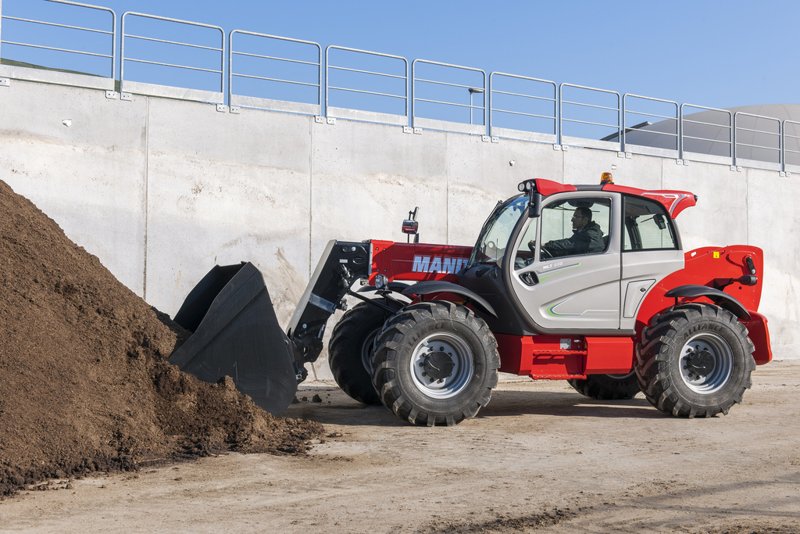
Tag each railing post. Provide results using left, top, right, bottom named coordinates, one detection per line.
left=0, top=0, right=4, bottom=61
left=557, top=83, right=563, bottom=147
left=678, top=104, right=684, bottom=161
left=488, top=72, right=493, bottom=138
left=619, top=93, right=625, bottom=153
left=219, top=27, right=225, bottom=98
left=482, top=73, right=488, bottom=135
left=227, top=30, right=233, bottom=107
left=324, top=45, right=330, bottom=117
left=410, top=59, right=416, bottom=129
left=404, top=56, right=409, bottom=127
left=732, top=111, right=737, bottom=168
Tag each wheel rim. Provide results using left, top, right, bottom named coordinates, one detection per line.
left=360, top=328, right=379, bottom=377
left=679, top=333, right=733, bottom=394
left=409, top=332, right=474, bottom=399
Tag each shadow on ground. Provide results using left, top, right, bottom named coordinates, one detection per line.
left=287, top=386, right=668, bottom=426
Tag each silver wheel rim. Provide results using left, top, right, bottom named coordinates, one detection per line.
left=410, top=332, right=474, bottom=399
left=679, top=333, right=733, bottom=394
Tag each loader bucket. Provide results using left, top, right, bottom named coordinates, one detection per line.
left=169, top=262, right=298, bottom=415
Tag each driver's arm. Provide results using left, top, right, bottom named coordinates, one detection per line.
left=542, top=237, right=572, bottom=256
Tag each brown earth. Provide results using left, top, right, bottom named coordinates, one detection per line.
left=0, top=180, right=322, bottom=497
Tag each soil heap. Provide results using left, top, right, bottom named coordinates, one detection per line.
left=0, top=180, right=322, bottom=496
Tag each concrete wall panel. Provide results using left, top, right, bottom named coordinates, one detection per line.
left=310, top=120, right=449, bottom=261
left=746, top=168, right=800, bottom=358
left=0, top=80, right=147, bottom=293
left=144, top=101, right=312, bottom=321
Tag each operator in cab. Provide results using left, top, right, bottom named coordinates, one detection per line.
left=542, top=206, right=604, bottom=258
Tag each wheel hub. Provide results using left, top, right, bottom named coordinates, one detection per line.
left=419, top=350, right=455, bottom=382
left=684, top=347, right=715, bottom=376
left=679, top=333, right=733, bottom=394
left=409, top=332, right=474, bottom=399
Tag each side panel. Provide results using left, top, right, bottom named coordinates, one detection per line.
left=496, top=334, right=634, bottom=378
left=584, top=337, right=635, bottom=374
left=636, top=246, right=766, bottom=330
left=635, top=246, right=772, bottom=365
left=620, top=250, right=684, bottom=330
left=370, top=240, right=473, bottom=284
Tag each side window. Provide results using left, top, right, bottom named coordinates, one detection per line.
left=623, top=196, right=677, bottom=251
left=539, top=198, right=611, bottom=259
left=513, top=219, right=539, bottom=270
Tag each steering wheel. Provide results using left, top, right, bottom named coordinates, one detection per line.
left=540, top=247, right=553, bottom=260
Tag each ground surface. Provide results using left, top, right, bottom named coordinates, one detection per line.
left=1, top=361, right=798, bottom=533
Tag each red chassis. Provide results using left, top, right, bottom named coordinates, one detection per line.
left=368, top=240, right=772, bottom=381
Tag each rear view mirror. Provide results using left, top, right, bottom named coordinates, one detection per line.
left=654, top=214, right=666, bottom=230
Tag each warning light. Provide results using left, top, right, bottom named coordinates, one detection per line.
left=600, top=172, right=614, bottom=184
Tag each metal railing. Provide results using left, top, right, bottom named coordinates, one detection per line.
left=489, top=72, right=557, bottom=139
left=412, top=59, right=486, bottom=131
left=734, top=112, right=781, bottom=166
left=229, top=30, right=321, bottom=114
left=0, top=0, right=797, bottom=174
left=559, top=83, right=621, bottom=148
left=0, top=0, right=115, bottom=78
left=622, top=94, right=679, bottom=152
left=784, top=120, right=800, bottom=168
left=680, top=104, right=733, bottom=160
left=326, top=45, right=408, bottom=123
left=121, top=12, right=224, bottom=102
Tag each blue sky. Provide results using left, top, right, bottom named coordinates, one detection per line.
left=2, top=0, right=798, bottom=112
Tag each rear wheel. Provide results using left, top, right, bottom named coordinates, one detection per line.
left=372, top=301, right=499, bottom=426
left=329, top=302, right=396, bottom=405
left=636, top=303, right=755, bottom=418
left=568, top=372, right=639, bottom=400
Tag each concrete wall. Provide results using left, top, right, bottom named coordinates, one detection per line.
left=1, top=79, right=796, bottom=377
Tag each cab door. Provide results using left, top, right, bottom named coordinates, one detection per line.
left=618, top=195, right=684, bottom=330
left=508, top=192, right=622, bottom=332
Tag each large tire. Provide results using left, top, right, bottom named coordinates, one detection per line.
left=329, top=301, right=396, bottom=405
left=636, top=303, right=755, bottom=418
left=372, top=301, right=499, bottom=426
left=568, top=372, right=639, bottom=400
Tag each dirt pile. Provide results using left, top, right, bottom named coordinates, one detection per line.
left=0, top=180, right=322, bottom=496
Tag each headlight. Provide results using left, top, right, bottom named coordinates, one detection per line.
left=375, top=274, right=388, bottom=289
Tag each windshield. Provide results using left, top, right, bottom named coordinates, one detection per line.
left=469, top=195, right=527, bottom=267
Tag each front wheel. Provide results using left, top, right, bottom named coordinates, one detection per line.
left=372, top=302, right=499, bottom=426
left=329, top=301, right=397, bottom=405
left=636, top=303, right=755, bottom=418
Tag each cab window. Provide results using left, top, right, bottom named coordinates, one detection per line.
left=623, top=196, right=678, bottom=251
left=538, top=198, right=611, bottom=259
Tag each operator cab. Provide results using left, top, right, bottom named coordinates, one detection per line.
left=459, top=177, right=684, bottom=336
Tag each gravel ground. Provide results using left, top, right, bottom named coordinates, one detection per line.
left=1, top=361, right=798, bottom=533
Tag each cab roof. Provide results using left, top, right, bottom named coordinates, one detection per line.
left=531, top=178, right=697, bottom=219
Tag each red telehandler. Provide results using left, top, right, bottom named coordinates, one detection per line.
left=170, top=175, right=772, bottom=425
